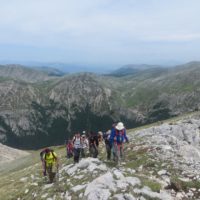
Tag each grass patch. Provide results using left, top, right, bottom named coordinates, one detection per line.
left=141, top=178, right=162, bottom=192
left=125, top=146, right=151, bottom=170
left=104, top=161, right=119, bottom=168
left=125, top=154, right=149, bottom=169
left=170, top=176, right=200, bottom=192
left=133, top=174, right=162, bottom=193
left=142, top=195, right=160, bottom=200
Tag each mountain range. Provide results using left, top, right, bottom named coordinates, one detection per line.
left=0, top=62, right=200, bottom=149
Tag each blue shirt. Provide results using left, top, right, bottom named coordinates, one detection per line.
left=109, top=127, right=128, bottom=145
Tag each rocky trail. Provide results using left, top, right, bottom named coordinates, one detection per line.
left=1, top=114, right=200, bottom=199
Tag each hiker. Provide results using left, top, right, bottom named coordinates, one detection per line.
left=109, top=122, right=129, bottom=162
left=103, top=130, right=112, bottom=160
left=66, top=140, right=74, bottom=159
left=42, top=148, right=59, bottom=183
left=81, top=134, right=89, bottom=158
left=73, top=132, right=82, bottom=163
left=98, top=131, right=103, bottom=142
left=88, top=131, right=99, bottom=158
left=98, top=131, right=105, bottom=158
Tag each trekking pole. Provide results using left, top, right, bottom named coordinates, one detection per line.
left=56, top=163, right=59, bottom=182
left=56, top=169, right=59, bottom=182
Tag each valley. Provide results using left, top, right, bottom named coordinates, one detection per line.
left=1, top=62, right=200, bottom=148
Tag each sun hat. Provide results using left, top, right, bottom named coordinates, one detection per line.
left=98, top=131, right=103, bottom=135
left=115, top=122, right=125, bottom=131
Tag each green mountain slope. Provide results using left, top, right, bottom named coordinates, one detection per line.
left=107, top=62, right=200, bottom=122
left=1, top=62, right=200, bottom=148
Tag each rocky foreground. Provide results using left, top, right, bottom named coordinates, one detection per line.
left=1, top=115, right=200, bottom=199
left=131, top=116, right=200, bottom=200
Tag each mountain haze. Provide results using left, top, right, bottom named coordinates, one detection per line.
left=109, top=64, right=164, bottom=77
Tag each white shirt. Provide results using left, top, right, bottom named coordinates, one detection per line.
left=82, top=138, right=88, bottom=149
left=73, top=136, right=82, bottom=149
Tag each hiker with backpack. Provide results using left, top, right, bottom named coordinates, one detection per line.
left=66, top=140, right=74, bottom=159
left=81, top=134, right=89, bottom=158
left=103, top=130, right=112, bottom=160
left=73, top=132, right=82, bottom=163
left=109, top=122, right=129, bottom=163
left=88, top=131, right=99, bottom=158
left=41, top=148, right=59, bottom=183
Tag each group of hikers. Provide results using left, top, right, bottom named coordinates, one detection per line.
left=40, top=122, right=129, bottom=183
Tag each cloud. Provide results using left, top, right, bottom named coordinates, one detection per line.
left=0, top=0, right=200, bottom=64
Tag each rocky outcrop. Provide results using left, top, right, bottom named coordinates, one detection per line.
left=133, top=117, right=200, bottom=170
left=130, top=114, right=200, bottom=199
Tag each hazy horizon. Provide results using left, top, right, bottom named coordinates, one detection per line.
left=1, top=59, right=198, bottom=74
left=0, top=0, right=200, bottom=67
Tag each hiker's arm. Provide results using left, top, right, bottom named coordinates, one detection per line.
left=81, top=138, right=84, bottom=146
left=124, top=129, right=129, bottom=142
left=72, top=136, right=75, bottom=144
left=109, top=129, right=115, bottom=144
left=53, top=152, right=59, bottom=168
left=96, top=137, right=99, bottom=146
left=86, top=139, right=89, bottom=147
left=40, top=151, right=44, bottom=161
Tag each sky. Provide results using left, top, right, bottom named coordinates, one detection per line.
left=0, top=0, right=200, bottom=68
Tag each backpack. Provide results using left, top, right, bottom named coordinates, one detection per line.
left=115, top=129, right=125, bottom=144
left=67, top=143, right=73, bottom=151
left=89, top=135, right=99, bottom=146
left=44, top=150, right=57, bottom=161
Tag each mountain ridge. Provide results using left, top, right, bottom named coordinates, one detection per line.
left=0, top=64, right=64, bottom=83
left=0, top=62, right=200, bottom=148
